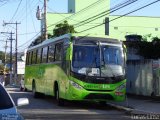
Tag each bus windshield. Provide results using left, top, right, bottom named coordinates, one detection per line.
left=72, top=44, right=125, bottom=77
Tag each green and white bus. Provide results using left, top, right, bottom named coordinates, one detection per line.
left=24, top=34, right=126, bottom=105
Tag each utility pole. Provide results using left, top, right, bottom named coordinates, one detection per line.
left=4, top=40, right=8, bottom=85
left=44, top=0, right=48, bottom=40
left=0, top=39, right=8, bottom=86
left=1, top=31, right=14, bottom=85
left=3, top=21, right=21, bottom=84
left=9, top=32, right=14, bottom=85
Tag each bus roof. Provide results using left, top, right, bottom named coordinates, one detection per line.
left=27, top=33, right=122, bottom=51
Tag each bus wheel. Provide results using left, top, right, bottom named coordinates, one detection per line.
left=32, top=82, right=40, bottom=98
left=55, top=87, right=64, bottom=106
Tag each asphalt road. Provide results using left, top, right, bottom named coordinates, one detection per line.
left=7, top=86, right=132, bottom=120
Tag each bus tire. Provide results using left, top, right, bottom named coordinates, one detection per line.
left=32, top=81, right=41, bottom=98
left=55, top=86, right=64, bottom=106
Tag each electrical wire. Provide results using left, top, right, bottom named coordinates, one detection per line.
left=47, top=0, right=106, bottom=28
left=79, top=0, right=160, bottom=33
left=17, top=0, right=137, bottom=51
left=74, top=0, right=138, bottom=28
left=9, top=0, right=22, bottom=22
left=17, top=0, right=105, bottom=49
left=29, top=0, right=37, bottom=32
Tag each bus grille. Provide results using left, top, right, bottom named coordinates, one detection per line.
left=84, top=93, right=113, bottom=100
left=71, top=71, right=125, bottom=84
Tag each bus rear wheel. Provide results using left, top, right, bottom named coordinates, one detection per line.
left=32, top=81, right=41, bottom=98
left=55, top=86, right=64, bottom=106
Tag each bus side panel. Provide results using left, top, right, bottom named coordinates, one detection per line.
left=24, top=65, right=41, bottom=91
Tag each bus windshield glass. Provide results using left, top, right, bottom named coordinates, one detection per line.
left=72, top=44, right=125, bottom=77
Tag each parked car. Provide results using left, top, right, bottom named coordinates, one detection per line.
left=0, top=83, right=29, bottom=120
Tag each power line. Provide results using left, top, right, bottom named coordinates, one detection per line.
left=0, top=0, right=7, bottom=7
left=47, top=0, right=106, bottom=28
left=29, top=0, right=37, bottom=32
left=74, top=0, right=138, bottom=28
left=20, top=0, right=40, bottom=22
left=79, top=0, right=160, bottom=33
left=9, top=0, right=22, bottom=22
left=18, top=31, right=41, bottom=48
left=17, top=0, right=137, bottom=49
left=16, top=0, right=111, bottom=49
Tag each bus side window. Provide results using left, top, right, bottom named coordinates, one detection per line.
left=29, top=52, right=32, bottom=65
left=26, top=52, right=29, bottom=65
left=48, top=44, right=55, bottom=63
left=37, top=48, right=42, bottom=64
left=31, top=51, right=34, bottom=64
left=55, top=43, right=63, bottom=61
left=32, top=50, right=37, bottom=64
left=42, top=47, right=48, bottom=63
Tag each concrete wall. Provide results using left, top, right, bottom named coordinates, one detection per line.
left=126, top=60, right=153, bottom=96
left=45, top=1, right=160, bottom=40
left=152, top=60, right=160, bottom=96
left=109, top=16, right=160, bottom=40
left=126, top=60, right=160, bottom=96
left=46, top=0, right=110, bottom=36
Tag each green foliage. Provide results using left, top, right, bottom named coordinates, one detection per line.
left=142, top=34, right=152, bottom=42
left=125, top=39, right=160, bottom=59
left=138, top=42, right=160, bottom=59
left=53, top=20, right=76, bottom=37
left=152, top=36, right=160, bottom=42
left=30, top=21, right=76, bottom=47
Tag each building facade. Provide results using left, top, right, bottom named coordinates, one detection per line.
left=41, top=0, right=160, bottom=41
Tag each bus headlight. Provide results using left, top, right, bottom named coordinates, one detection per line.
left=116, top=83, right=126, bottom=92
left=70, top=81, right=82, bottom=89
left=115, top=83, right=126, bottom=96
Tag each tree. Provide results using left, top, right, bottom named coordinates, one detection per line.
left=142, top=34, right=152, bottom=42
left=53, top=21, right=76, bottom=37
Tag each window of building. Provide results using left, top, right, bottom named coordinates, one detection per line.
left=55, top=43, right=63, bottom=61
left=155, top=28, right=158, bottom=31
left=48, top=44, right=55, bottom=63
left=42, top=46, right=48, bottom=63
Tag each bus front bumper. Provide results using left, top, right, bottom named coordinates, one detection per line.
left=67, top=81, right=126, bottom=102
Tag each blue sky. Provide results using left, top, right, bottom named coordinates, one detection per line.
left=0, top=0, right=160, bottom=52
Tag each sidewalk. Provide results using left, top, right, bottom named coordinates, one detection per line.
left=108, top=95, right=160, bottom=114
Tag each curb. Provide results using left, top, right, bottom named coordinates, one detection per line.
left=107, top=103, right=159, bottom=115
left=107, top=103, right=134, bottom=114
